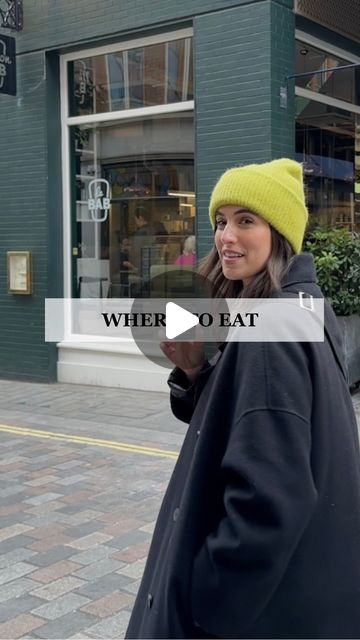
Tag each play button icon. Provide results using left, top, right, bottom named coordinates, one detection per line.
left=165, top=302, right=199, bottom=339
left=128, top=268, right=229, bottom=369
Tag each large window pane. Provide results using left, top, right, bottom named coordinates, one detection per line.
left=71, top=115, right=196, bottom=297
left=296, top=98, right=360, bottom=231
left=295, top=41, right=358, bottom=106
left=70, top=38, right=193, bottom=116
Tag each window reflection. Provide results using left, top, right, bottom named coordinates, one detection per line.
left=296, top=98, right=360, bottom=231
left=71, top=116, right=196, bottom=298
left=295, top=41, right=358, bottom=105
left=70, top=38, right=193, bottom=116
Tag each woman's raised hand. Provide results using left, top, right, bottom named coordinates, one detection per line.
left=160, top=335, right=206, bottom=384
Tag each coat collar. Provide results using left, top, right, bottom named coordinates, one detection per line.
left=216, top=253, right=317, bottom=355
left=281, top=253, right=317, bottom=290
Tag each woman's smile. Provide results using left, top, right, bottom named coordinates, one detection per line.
left=222, top=250, right=245, bottom=264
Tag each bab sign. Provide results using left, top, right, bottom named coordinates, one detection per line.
left=88, top=178, right=111, bottom=222
left=0, top=34, right=16, bottom=96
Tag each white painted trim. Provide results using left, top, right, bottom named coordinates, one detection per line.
left=66, top=101, right=194, bottom=126
left=60, top=55, right=72, bottom=312
left=57, top=339, right=142, bottom=355
left=296, top=30, right=360, bottom=65
left=61, top=28, right=193, bottom=63
left=295, top=86, right=360, bottom=115
left=59, top=29, right=195, bottom=367
left=57, top=344, right=170, bottom=392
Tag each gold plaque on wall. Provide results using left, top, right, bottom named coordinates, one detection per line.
left=7, top=251, right=32, bottom=295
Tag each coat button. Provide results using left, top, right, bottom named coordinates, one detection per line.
left=196, top=430, right=201, bottom=437
left=173, top=507, right=180, bottom=522
left=147, top=593, right=153, bottom=609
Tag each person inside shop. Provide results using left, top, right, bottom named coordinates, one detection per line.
left=125, top=158, right=360, bottom=639
left=174, top=234, right=197, bottom=266
left=118, top=237, right=137, bottom=296
left=130, top=206, right=154, bottom=273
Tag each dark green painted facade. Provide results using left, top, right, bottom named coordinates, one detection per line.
left=194, top=0, right=295, bottom=258
left=0, top=0, right=349, bottom=381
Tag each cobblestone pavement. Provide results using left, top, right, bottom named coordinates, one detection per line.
left=0, top=380, right=184, bottom=639
left=0, top=379, right=359, bottom=639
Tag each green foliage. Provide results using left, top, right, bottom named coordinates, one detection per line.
left=304, top=227, right=360, bottom=316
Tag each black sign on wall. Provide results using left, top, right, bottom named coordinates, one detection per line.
left=0, top=33, right=16, bottom=96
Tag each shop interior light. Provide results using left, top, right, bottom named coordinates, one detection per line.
left=168, top=191, right=195, bottom=198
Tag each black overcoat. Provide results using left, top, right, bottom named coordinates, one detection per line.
left=125, top=254, right=360, bottom=639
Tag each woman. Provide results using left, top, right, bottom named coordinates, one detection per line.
left=125, top=158, right=360, bottom=639
left=175, top=235, right=197, bottom=266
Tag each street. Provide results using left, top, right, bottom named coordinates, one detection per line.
left=0, top=380, right=359, bottom=639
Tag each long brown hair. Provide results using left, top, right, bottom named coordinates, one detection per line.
left=198, top=227, right=295, bottom=298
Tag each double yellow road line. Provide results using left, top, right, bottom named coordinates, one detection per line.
left=0, top=423, right=178, bottom=460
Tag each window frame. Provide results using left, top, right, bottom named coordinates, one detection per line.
left=60, top=28, right=194, bottom=345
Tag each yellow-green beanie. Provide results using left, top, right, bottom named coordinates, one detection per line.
left=209, top=158, right=308, bottom=254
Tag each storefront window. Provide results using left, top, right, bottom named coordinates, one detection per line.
left=296, top=41, right=359, bottom=106
left=71, top=114, right=195, bottom=297
left=295, top=98, right=360, bottom=231
left=295, top=41, right=360, bottom=231
left=70, top=38, right=193, bottom=117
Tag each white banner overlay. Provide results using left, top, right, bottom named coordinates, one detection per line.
left=45, top=297, right=324, bottom=344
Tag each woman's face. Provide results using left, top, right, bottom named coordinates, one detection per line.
left=214, top=205, right=272, bottom=284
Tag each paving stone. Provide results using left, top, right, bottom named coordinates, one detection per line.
left=76, top=572, right=134, bottom=600
left=80, top=590, right=134, bottom=618
left=32, top=592, right=91, bottom=620
left=111, top=541, right=150, bottom=564
left=66, top=532, right=113, bottom=551
left=27, top=533, right=74, bottom=552
left=0, top=485, right=27, bottom=498
left=139, top=521, right=156, bottom=534
left=25, top=523, right=66, bottom=541
left=23, top=500, right=66, bottom=515
left=85, top=609, right=131, bottom=639
left=64, top=510, right=105, bottom=526
left=29, top=560, right=82, bottom=584
left=117, top=558, right=147, bottom=580
left=0, top=453, right=24, bottom=462
left=121, top=578, right=142, bottom=596
left=24, top=513, right=70, bottom=527
left=0, top=595, right=45, bottom=624
left=74, top=558, right=124, bottom=581
left=0, top=504, right=24, bottom=517
left=0, top=547, right=37, bottom=569
left=0, top=613, right=45, bottom=639
left=55, top=474, right=86, bottom=486
left=24, top=493, right=64, bottom=506
left=0, top=561, right=38, bottom=586
left=55, top=461, right=83, bottom=470
left=24, top=476, right=60, bottom=487
left=63, top=521, right=101, bottom=538
left=96, top=510, right=126, bottom=525
left=106, top=529, right=150, bottom=550
left=30, top=576, right=87, bottom=601
left=0, top=524, right=33, bottom=543
left=28, top=545, right=77, bottom=567
left=32, top=611, right=94, bottom=639
left=61, top=491, right=94, bottom=505
left=70, top=545, right=115, bottom=566
left=102, top=518, right=144, bottom=537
